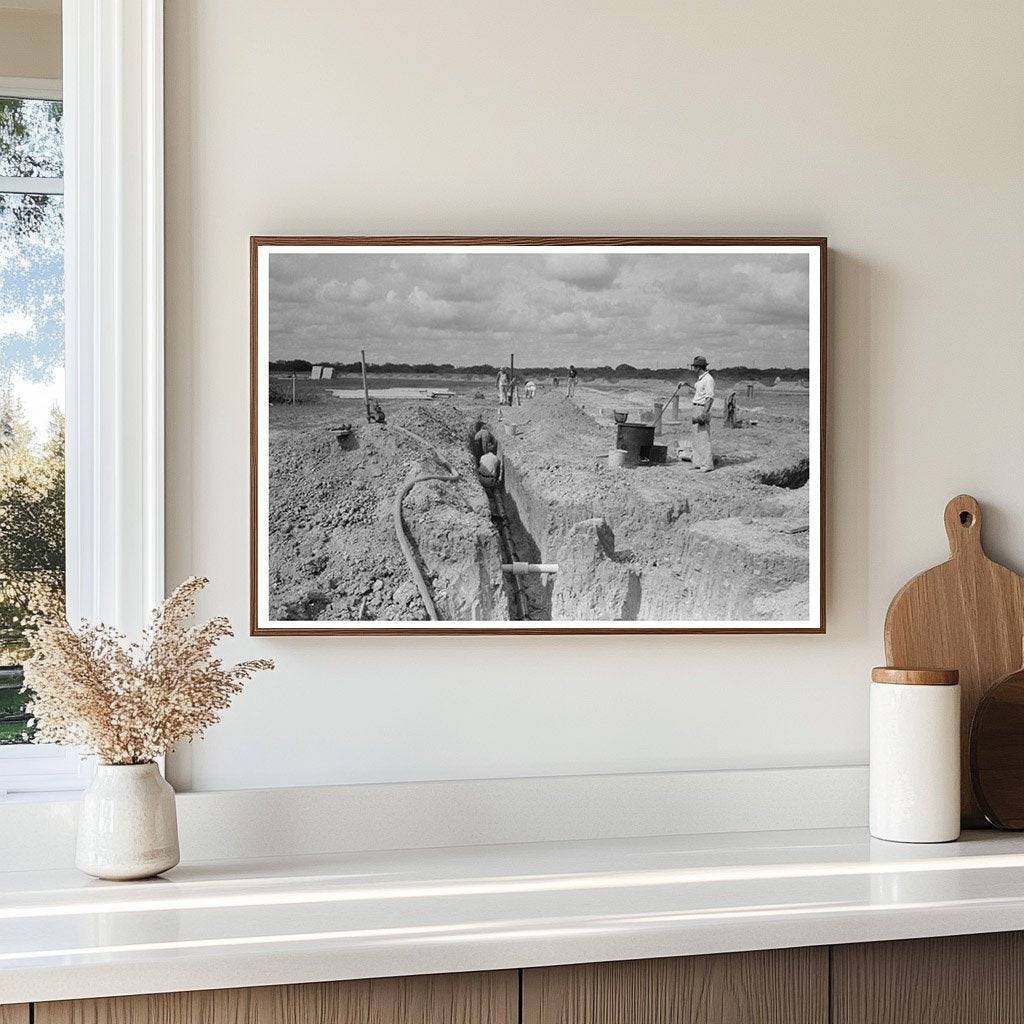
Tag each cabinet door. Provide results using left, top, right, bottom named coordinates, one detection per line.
left=35, top=971, right=517, bottom=1024
left=0, top=1006, right=29, bottom=1024
left=832, top=932, right=1024, bottom=1024
left=523, top=948, right=828, bottom=1024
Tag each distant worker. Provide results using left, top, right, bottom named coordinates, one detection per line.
left=725, top=391, right=737, bottom=428
left=369, top=400, right=386, bottom=424
left=508, top=372, right=521, bottom=407
left=567, top=364, right=578, bottom=398
left=682, top=355, right=715, bottom=472
left=478, top=449, right=502, bottom=488
left=524, top=379, right=536, bottom=399
left=497, top=367, right=510, bottom=405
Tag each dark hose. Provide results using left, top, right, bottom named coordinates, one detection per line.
left=389, top=425, right=461, bottom=621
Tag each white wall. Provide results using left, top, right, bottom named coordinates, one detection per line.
left=164, top=0, right=1024, bottom=792
left=0, top=5, right=61, bottom=80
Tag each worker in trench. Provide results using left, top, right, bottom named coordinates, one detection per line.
left=472, top=418, right=498, bottom=460
left=477, top=448, right=503, bottom=489
left=683, top=355, right=715, bottom=472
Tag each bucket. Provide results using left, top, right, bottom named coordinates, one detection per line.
left=607, top=448, right=633, bottom=469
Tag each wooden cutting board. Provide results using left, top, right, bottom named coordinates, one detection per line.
left=884, top=494, right=1024, bottom=826
left=970, top=651, right=1024, bottom=829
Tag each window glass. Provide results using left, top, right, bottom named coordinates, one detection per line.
left=0, top=97, right=64, bottom=745
left=0, top=98, right=63, bottom=178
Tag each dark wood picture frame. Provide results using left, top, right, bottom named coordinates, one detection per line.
left=250, top=236, right=827, bottom=636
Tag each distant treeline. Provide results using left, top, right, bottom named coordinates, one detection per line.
left=270, top=360, right=810, bottom=382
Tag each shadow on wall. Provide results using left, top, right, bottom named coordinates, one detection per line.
left=827, top=250, right=874, bottom=635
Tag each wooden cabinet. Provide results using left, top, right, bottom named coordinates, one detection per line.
left=520, top=934, right=1024, bottom=1024
left=832, top=932, right=1024, bottom=1024
left=24, top=932, right=1024, bottom=1024
left=34, top=971, right=517, bottom=1024
left=522, top=948, right=828, bottom=1024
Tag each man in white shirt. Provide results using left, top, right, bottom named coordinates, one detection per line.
left=478, top=449, right=502, bottom=488
left=683, top=355, right=715, bottom=471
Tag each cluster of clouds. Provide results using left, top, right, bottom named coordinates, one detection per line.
left=268, top=250, right=811, bottom=368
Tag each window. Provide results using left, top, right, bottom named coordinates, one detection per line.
left=0, top=80, right=84, bottom=796
left=0, top=5, right=166, bottom=797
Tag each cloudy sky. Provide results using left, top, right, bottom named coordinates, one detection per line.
left=268, top=250, right=811, bottom=369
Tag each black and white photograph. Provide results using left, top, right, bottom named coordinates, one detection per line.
left=251, top=239, right=825, bottom=634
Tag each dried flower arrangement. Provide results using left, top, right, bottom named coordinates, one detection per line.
left=22, top=577, right=273, bottom=765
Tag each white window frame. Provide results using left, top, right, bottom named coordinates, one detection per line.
left=0, top=77, right=61, bottom=101
left=0, top=0, right=165, bottom=799
left=0, top=77, right=64, bottom=191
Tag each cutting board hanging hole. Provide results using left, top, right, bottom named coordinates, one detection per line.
left=944, top=494, right=983, bottom=557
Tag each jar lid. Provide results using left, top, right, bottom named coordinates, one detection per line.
left=871, top=667, right=959, bottom=686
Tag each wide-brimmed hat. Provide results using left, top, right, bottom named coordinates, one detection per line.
left=692, top=355, right=708, bottom=369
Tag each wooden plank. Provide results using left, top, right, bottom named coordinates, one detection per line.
left=522, top=949, right=828, bottom=1024
left=832, top=932, right=1024, bottom=1024
left=0, top=1006, right=29, bottom=1024
left=36, top=971, right=517, bottom=1024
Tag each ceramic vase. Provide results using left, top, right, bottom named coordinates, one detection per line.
left=76, top=762, right=180, bottom=880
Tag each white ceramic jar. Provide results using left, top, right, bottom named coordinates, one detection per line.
left=869, top=667, right=960, bottom=843
left=76, top=762, right=180, bottom=880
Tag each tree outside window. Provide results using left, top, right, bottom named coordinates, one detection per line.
left=0, top=95, right=65, bottom=744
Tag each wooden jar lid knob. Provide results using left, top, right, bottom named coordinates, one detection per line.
left=871, top=667, right=960, bottom=686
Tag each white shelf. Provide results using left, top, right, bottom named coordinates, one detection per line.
left=4, top=827, right=1024, bottom=1004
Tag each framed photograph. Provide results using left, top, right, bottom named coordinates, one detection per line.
left=251, top=236, right=826, bottom=635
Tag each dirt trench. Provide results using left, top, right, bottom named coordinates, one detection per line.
left=391, top=407, right=513, bottom=621
left=269, top=391, right=810, bottom=624
left=269, top=402, right=517, bottom=623
left=460, top=394, right=810, bottom=622
left=498, top=455, right=808, bottom=621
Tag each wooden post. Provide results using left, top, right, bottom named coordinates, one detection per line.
left=509, top=353, right=515, bottom=406
left=360, top=349, right=371, bottom=422
left=290, top=373, right=296, bottom=405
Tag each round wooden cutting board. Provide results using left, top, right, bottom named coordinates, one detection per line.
left=970, top=657, right=1024, bottom=829
left=884, top=494, right=1024, bottom=826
